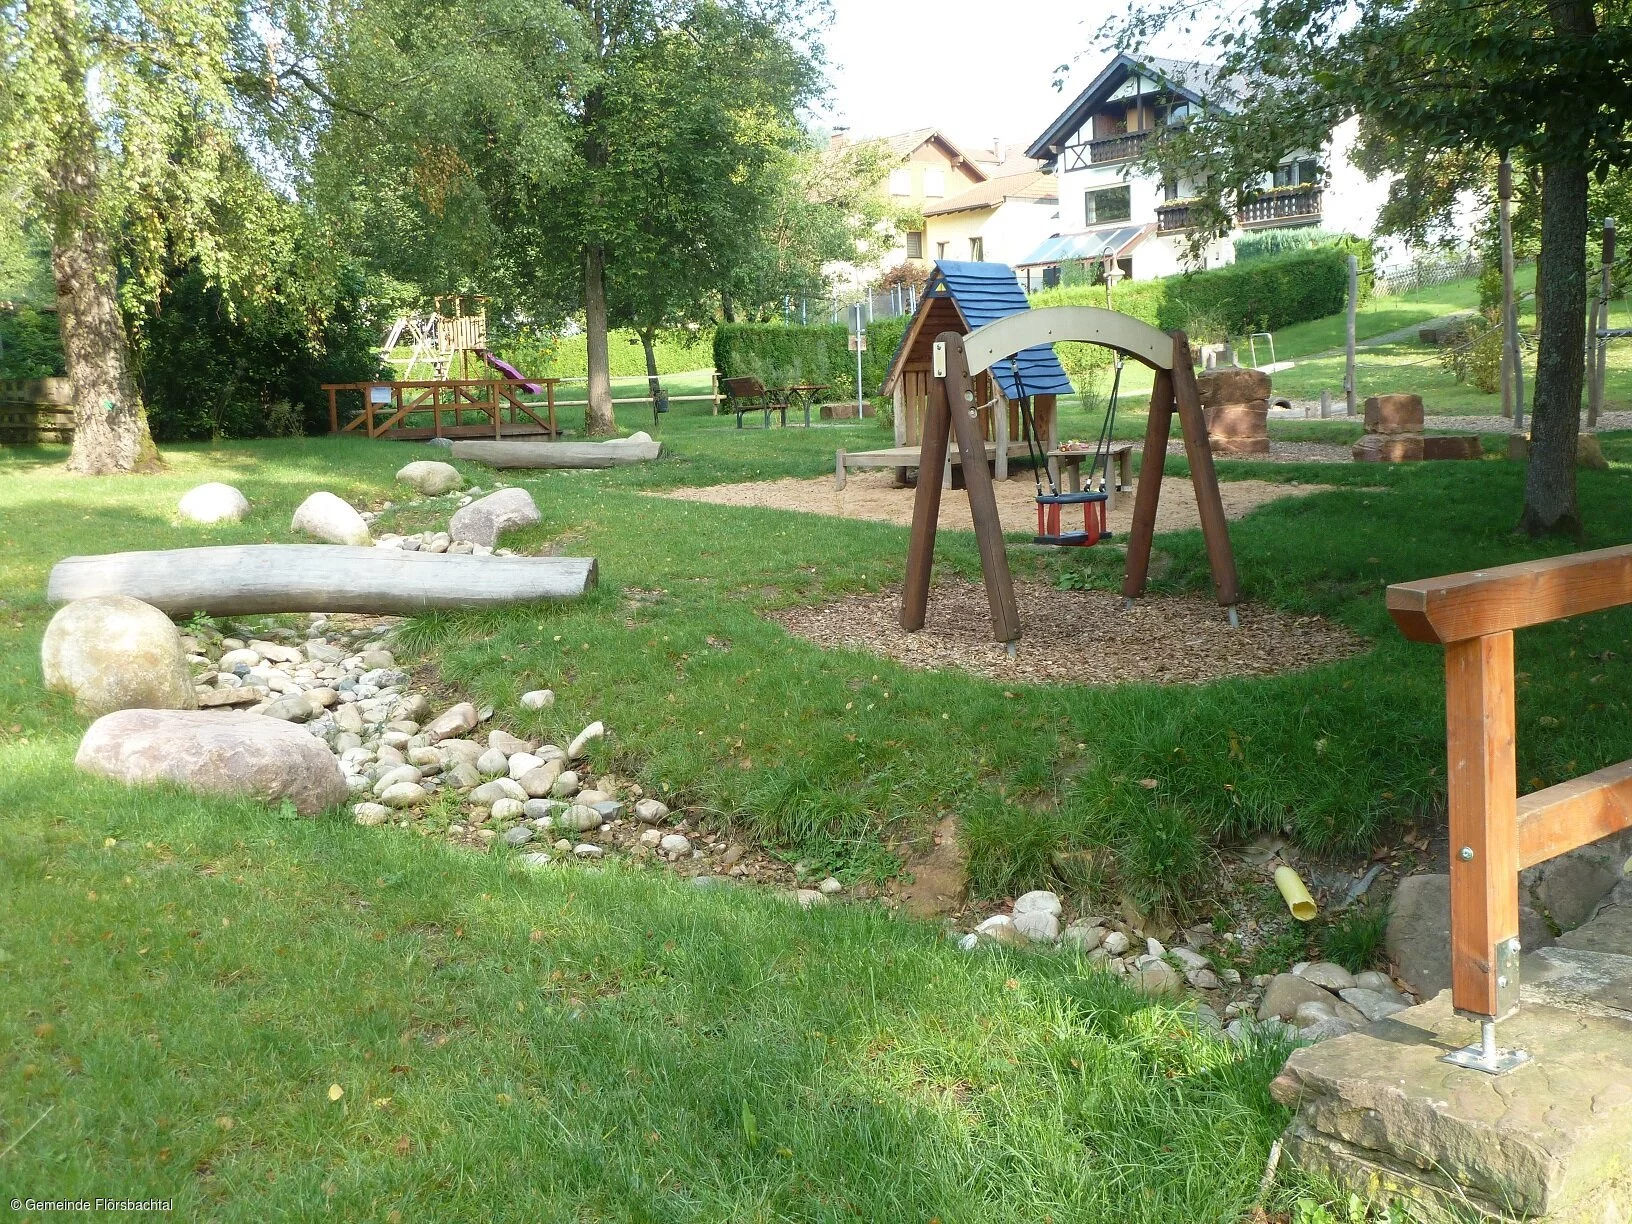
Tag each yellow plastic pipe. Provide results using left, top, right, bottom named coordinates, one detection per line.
left=1274, top=866, right=1318, bottom=921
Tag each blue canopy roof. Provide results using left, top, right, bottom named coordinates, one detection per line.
left=888, top=261, right=1073, bottom=398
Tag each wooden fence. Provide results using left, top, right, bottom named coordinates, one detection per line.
left=0, top=378, right=73, bottom=445
left=1389, top=546, right=1632, bottom=1027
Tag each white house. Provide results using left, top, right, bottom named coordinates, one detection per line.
left=1020, top=54, right=1399, bottom=283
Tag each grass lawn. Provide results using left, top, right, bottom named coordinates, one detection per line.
left=5, top=412, right=1632, bottom=1218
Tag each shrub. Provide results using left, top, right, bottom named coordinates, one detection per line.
left=0, top=305, right=66, bottom=378
left=1234, top=227, right=1359, bottom=262
left=1032, top=247, right=1363, bottom=339
left=131, top=262, right=382, bottom=441
left=1437, top=316, right=1502, bottom=394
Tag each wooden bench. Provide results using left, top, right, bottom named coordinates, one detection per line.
left=1049, top=442, right=1135, bottom=511
left=722, top=377, right=789, bottom=429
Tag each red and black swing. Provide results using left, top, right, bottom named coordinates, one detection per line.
left=1015, top=356, right=1123, bottom=547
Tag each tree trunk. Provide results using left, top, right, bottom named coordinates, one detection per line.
left=44, top=0, right=159, bottom=475
left=582, top=244, right=615, bottom=436
left=720, top=291, right=736, bottom=324
left=1518, top=155, right=1589, bottom=538
left=639, top=324, right=661, bottom=404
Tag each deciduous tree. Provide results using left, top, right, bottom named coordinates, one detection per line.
left=1106, top=0, right=1632, bottom=535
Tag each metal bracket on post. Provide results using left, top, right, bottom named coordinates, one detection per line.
left=932, top=342, right=946, bottom=379
left=1442, top=938, right=1530, bottom=1075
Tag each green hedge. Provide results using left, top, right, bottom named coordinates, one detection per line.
left=487, top=327, right=710, bottom=381
left=713, top=317, right=909, bottom=399
left=1031, top=247, right=1369, bottom=339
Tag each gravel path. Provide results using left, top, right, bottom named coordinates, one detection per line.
left=1422, top=411, right=1632, bottom=433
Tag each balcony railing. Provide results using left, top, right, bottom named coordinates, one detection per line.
left=1156, top=200, right=1197, bottom=233
left=1237, top=186, right=1323, bottom=227
left=1061, top=129, right=1151, bottom=171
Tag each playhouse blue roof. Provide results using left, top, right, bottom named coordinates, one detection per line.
left=903, top=261, right=1074, bottom=398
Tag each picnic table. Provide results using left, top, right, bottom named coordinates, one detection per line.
left=780, top=384, right=828, bottom=427
left=1049, top=442, right=1135, bottom=511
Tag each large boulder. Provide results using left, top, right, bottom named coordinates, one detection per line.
left=449, top=487, right=540, bottom=548
left=76, top=709, right=348, bottom=815
left=42, top=596, right=196, bottom=717
left=177, top=482, right=249, bottom=524
left=291, top=491, right=371, bottom=546
left=397, top=460, right=464, bottom=496
left=1385, top=873, right=1553, bottom=997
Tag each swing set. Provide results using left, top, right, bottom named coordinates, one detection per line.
left=900, top=306, right=1241, bottom=646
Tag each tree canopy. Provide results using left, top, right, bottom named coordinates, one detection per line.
left=1105, top=0, right=1632, bottom=534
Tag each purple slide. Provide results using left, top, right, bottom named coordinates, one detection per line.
left=477, top=349, right=544, bottom=394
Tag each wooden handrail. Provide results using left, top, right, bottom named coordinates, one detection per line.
left=1389, top=547, right=1632, bottom=1026
left=1388, top=542, right=1632, bottom=643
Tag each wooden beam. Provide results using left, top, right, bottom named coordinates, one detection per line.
left=1388, top=542, right=1632, bottom=645
left=1122, top=367, right=1174, bottom=601
left=1517, top=758, right=1632, bottom=869
left=451, top=440, right=660, bottom=468
left=900, top=356, right=953, bottom=632
left=47, top=546, right=598, bottom=616
left=1170, top=333, right=1241, bottom=608
left=1445, top=632, right=1521, bottom=1021
left=941, top=333, right=1020, bottom=644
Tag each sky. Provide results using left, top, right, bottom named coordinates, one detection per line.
left=820, top=0, right=1124, bottom=156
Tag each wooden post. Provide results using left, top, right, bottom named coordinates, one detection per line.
left=1589, top=218, right=1614, bottom=429
left=1170, top=335, right=1241, bottom=608
left=901, top=361, right=954, bottom=633
left=1345, top=254, right=1359, bottom=416
left=835, top=448, right=848, bottom=491
left=1500, top=158, right=1517, bottom=421
left=327, top=387, right=338, bottom=434
left=941, top=334, right=1020, bottom=644
left=1319, top=389, right=1331, bottom=419
left=1122, top=368, right=1175, bottom=602
left=994, top=391, right=1009, bottom=482
left=1445, top=631, right=1521, bottom=1022
left=365, top=387, right=375, bottom=437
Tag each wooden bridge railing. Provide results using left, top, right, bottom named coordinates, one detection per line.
left=1388, top=544, right=1632, bottom=1034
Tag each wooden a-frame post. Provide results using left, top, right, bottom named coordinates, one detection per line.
left=901, top=313, right=1240, bottom=645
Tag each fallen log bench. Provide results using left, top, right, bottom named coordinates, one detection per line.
left=47, top=545, right=598, bottom=617
left=451, top=439, right=661, bottom=469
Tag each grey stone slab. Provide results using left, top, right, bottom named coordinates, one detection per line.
left=1274, top=991, right=1632, bottom=1221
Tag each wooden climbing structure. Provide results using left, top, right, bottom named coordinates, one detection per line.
left=900, top=305, right=1241, bottom=644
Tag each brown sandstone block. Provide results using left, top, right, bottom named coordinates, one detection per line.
left=1421, top=434, right=1482, bottom=461
left=1196, top=368, right=1272, bottom=408
left=1206, top=400, right=1269, bottom=439
left=1352, top=434, right=1424, bottom=463
left=1363, top=394, right=1425, bottom=434
left=1211, top=437, right=1271, bottom=457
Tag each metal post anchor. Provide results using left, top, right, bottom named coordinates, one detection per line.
left=1441, top=1020, right=1531, bottom=1076
left=1226, top=605, right=1241, bottom=629
left=1441, top=937, right=1530, bottom=1075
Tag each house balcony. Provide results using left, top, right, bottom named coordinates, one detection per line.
left=1155, top=199, right=1198, bottom=233
left=1061, top=129, right=1151, bottom=171
left=1237, top=185, right=1323, bottom=228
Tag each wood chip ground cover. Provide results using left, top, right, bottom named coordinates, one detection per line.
left=772, top=579, right=1368, bottom=686
left=654, top=471, right=1335, bottom=537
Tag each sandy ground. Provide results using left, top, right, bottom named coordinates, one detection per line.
left=772, top=579, right=1368, bottom=687
left=656, top=470, right=1336, bottom=538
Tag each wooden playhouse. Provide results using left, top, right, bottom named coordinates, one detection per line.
left=836, top=261, right=1073, bottom=489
